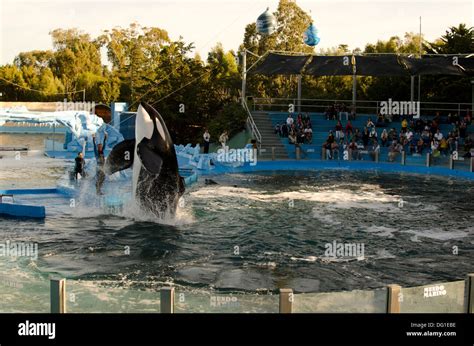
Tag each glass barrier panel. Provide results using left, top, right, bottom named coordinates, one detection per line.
left=400, top=280, right=465, bottom=313
left=67, top=280, right=160, bottom=313
left=175, top=290, right=279, bottom=313
left=0, top=274, right=50, bottom=313
left=293, top=288, right=387, bottom=313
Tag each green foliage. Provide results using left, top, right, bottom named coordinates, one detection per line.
left=0, top=0, right=472, bottom=144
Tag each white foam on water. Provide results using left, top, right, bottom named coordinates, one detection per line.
left=312, top=208, right=342, bottom=225
left=401, top=228, right=473, bottom=241
left=191, top=185, right=402, bottom=214
left=363, top=226, right=398, bottom=238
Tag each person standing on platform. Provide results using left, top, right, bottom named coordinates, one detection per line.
left=203, top=129, right=210, bottom=154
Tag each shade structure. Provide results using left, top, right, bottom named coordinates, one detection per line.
left=304, top=55, right=354, bottom=76
left=455, top=57, right=474, bottom=76
left=354, top=56, right=409, bottom=76
left=400, top=57, right=466, bottom=76
left=250, top=53, right=311, bottom=75
left=249, top=52, right=474, bottom=77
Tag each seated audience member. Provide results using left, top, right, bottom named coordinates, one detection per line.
left=434, top=129, right=443, bottom=141
left=281, top=123, right=289, bottom=138
left=388, top=128, right=398, bottom=142
left=439, top=137, right=449, bottom=156
left=286, top=114, right=294, bottom=128
left=274, top=123, right=281, bottom=136
left=366, top=118, right=375, bottom=129
left=401, top=118, right=408, bottom=133
left=381, top=129, right=388, bottom=147
left=345, top=120, right=354, bottom=136
left=416, top=137, right=424, bottom=154
left=348, top=139, right=361, bottom=160
left=335, top=120, right=344, bottom=143
left=288, top=130, right=297, bottom=144
left=362, top=127, right=370, bottom=148
left=388, top=140, right=402, bottom=162
left=304, top=126, right=313, bottom=144
left=369, top=138, right=380, bottom=161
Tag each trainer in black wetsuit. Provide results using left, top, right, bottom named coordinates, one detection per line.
left=93, top=132, right=107, bottom=194
left=74, top=152, right=85, bottom=180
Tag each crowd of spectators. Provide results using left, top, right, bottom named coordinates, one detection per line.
left=321, top=110, right=473, bottom=161
left=274, top=113, right=313, bottom=145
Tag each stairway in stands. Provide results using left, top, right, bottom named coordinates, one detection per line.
left=252, top=111, right=289, bottom=159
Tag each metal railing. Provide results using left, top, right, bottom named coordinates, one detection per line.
left=251, top=97, right=472, bottom=117
left=242, top=98, right=262, bottom=147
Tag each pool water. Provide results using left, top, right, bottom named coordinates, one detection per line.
left=1, top=158, right=473, bottom=301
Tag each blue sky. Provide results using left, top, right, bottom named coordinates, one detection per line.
left=0, top=0, right=472, bottom=65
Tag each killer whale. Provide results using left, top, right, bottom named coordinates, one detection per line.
left=105, top=102, right=185, bottom=218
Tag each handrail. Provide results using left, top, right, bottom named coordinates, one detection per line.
left=242, top=98, right=262, bottom=147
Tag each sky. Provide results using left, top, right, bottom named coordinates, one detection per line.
left=0, top=0, right=472, bottom=65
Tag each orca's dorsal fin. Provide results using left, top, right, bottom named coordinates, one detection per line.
left=105, top=139, right=136, bottom=175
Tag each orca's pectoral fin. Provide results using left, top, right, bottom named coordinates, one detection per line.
left=105, top=139, right=136, bottom=175
left=137, top=138, right=163, bottom=174
left=179, top=175, right=186, bottom=196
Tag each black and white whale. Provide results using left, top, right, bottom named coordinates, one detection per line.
left=105, top=102, right=185, bottom=218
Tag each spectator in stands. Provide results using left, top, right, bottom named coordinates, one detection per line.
left=381, top=129, right=388, bottom=147
left=362, top=127, right=370, bottom=148
left=439, top=137, right=449, bottom=156
left=348, top=138, right=361, bottom=160
left=388, top=128, right=397, bottom=142
left=434, top=129, right=443, bottom=142
left=388, top=140, right=402, bottom=162
left=464, top=109, right=471, bottom=124
left=416, top=137, right=424, bottom=155
left=447, top=132, right=458, bottom=153
left=369, top=127, right=377, bottom=142
left=349, top=106, right=356, bottom=120
left=281, top=123, right=288, bottom=138
left=459, top=121, right=467, bottom=139
left=431, top=139, right=440, bottom=157
left=274, top=123, right=281, bottom=137
left=352, top=128, right=362, bottom=143
left=335, top=120, right=344, bottom=143
left=288, top=129, right=297, bottom=144
left=401, top=118, right=408, bottom=133
left=369, top=138, right=380, bottom=161
left=366, top=118, right=375, bottom=129
left=376, top=113, right=386, bottom=127
left=345, top=120, right=354, bottom=137
left=415, top=118, right=424, bottom=134
left=304, top=126, right=313, bottom=144
left=286, top=114, right=294, bottom=128
left=406, top=129, right=414, bottom=142
left=297, top=114, right=303, bottom=129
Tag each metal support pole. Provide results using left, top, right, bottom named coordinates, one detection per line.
left=449, top=155, right=454, bottom=170
left=401, top=151, right=406, bottom=165
left=297, top=75, right=302, bottom=113
left=160, top=287, right=175, bottom=313
left=410, top=76, right=415, bottom=102
left=296, top=146, right=301, bottom=160
left=426, top=153, right=431, bottom=167
left=51, top=278, right=66, bottom=313
left=241, top=50, right=247, bottom=106
left=387, top=284, right=401, bottom=313
left=279, top=288, right=293, bottom=313
left=271, top=147, right=275, bottom=161
left=466, top=273, right=474, bottom=313
left=352, top=74, right=357, bottom=110
left=375, top=150, right=379, bottom=163
left=470, top=157, right=474, bottom=173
